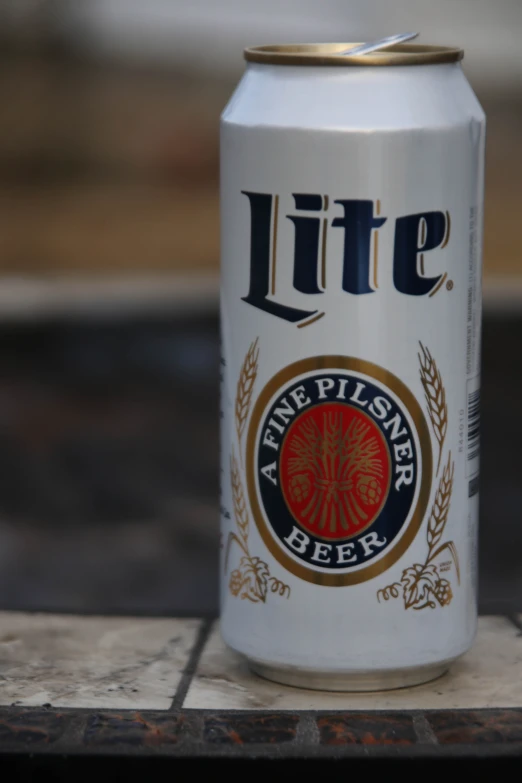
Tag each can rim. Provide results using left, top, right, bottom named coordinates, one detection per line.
left=244, top=43, right=464, bottom=67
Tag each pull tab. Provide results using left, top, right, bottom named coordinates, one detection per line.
left=341, top=32, right=419, bottom=57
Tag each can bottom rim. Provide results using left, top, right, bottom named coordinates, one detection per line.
left=248, top=658, right=452, bottom=693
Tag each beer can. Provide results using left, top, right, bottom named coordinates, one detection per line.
left=220, top=43, right=485, bottom=691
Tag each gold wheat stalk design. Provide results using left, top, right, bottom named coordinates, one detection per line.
left=230, top=452, right=249, bottom=542
left=225, top=451, right=250, bottom=572
left=377, top=450, right=459, bottom=605
left=425, top=451, right=460, bottom=583
left=226, top=338, right=290, bottom=602
left=235, top=338, right=259, bottom=461
left=226, top=449, right=291, bottom=602
left=377, top=345, right=458, bottom=609
left=418, top=341, right=448, bottom=475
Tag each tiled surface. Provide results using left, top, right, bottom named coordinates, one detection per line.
left=1, top=612, right=522, bottom=719
left=203, top=714, right=300, bottom=745
left=0, top=709, right=67, bottom=747
left=317, top=713, right=416, bottom=746
left=427, top=710, right=522, bottom=745
left=184, top=617, right=522, bottom=711
left=84, top=713, right=186, bottom=748
left=0, top=613, right=200, bottom=709
left=0, top=613, right=522, bottom=757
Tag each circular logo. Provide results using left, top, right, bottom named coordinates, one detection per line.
left=246, top=357, right=432, bottom=586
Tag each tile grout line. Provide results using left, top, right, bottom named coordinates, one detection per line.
left=170, top=618, right=213, bottom=710
left=294, top=713, right=320, bottom=746
left=412, top=713, right=439, bottom=745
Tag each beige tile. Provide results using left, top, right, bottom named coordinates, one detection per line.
left=184, top=616, right=522, bottom=710
left=0, top=613, right=201, bottom=709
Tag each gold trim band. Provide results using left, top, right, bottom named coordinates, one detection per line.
left=246, top=356, right=433, bottom=586
left=244, top=43, right=463, bottom=67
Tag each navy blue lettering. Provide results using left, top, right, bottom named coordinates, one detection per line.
left=287, top=193, right=323, bottom=294
left=393, top=211, right=446, bottom=296
left=332, top=200, right=387, bottom=294
left=241, top=191, right=317, bottom=322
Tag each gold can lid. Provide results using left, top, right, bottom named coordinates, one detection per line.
left=244, top=43, right=463, bottom=67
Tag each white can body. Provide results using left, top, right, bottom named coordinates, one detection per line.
left=220, top=52, right=485, bottom=690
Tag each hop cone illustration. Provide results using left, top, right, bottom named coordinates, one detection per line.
left=290, top=474, right=311, bottom=502
left=433, top=578, right=453, bottom=607
left=229, top=569, right=243, bottom=597
left=357, top=474, right=382, bottom=505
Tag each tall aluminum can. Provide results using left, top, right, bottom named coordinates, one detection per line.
left=220, top=43, right=485, bottom=691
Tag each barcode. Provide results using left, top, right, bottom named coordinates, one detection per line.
left=468, top=476, right=479, bottom=498
left=467, top=388, right=480, bottom=462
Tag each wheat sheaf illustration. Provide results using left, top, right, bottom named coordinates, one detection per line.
left=377, top=344, right=459, bottom=611
left=225, top=339, right=290, bottom=603
left=235, top=337, right=259, bottom=462
left=377, top=452, right=459, bottom=609
left=418, top=341, right=448, bottom=476
left=286, top=411, right=385, bottom=535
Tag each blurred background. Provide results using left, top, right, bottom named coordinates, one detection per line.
left=0, top=0, right=520, bottom=617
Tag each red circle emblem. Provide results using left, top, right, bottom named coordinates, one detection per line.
left=280, top=402, right=391, bottom=541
